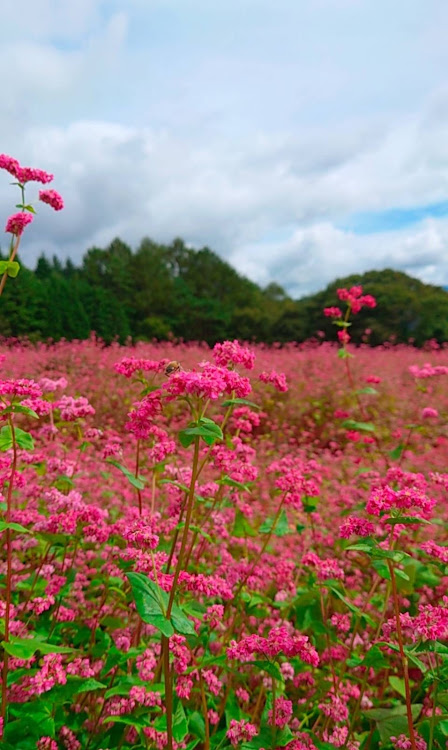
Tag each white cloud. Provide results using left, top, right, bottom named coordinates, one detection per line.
left=1, top=0, right=448, bottom=296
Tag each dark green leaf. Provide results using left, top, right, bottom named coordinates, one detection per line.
left=259, top=508, right=290, bottom=536
left=341, top=419, right=375, bottom=432
left=127, top=572, right=173, bottom=637
left=221, top=398, right=260, bottom=410
left=107, top=459, right=146, bottom=490
left=0, top=521, right=30, bottom=534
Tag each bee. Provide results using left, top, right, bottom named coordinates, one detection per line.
left=165, top=361, right=182, bottom=376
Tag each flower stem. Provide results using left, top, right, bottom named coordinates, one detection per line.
left=166, top=437, right=200, bottom=618
left=0, top=235, right=21, bottom=297
left=1, top=416, right=18, bottom=725
left=388, top=561, right=417, bottom=750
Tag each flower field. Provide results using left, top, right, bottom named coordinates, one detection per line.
left=0, top=333, right=447, bottom=750
left=1, top=154, right=448, bottom=750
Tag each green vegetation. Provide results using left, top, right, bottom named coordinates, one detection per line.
left=2, top=238, right=448, bottom=345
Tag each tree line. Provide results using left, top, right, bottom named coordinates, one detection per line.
left=1, top=236, right=448, bottom=346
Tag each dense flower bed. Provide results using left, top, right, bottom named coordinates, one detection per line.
left=0, top=333, right=447, bottom=750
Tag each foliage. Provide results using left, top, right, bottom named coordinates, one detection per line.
left=1, top=242, right=448, bottom=345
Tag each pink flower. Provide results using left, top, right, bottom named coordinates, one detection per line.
left=37, top=739, right=58, bottom=750
left=15, top=165, right=53, bottom=184
left=212, top=340, right=255, bottom=370
left=323, top=306, right=342, bottom=318
left=339, top=516, right=375, bottom=538
left=0, top=378, right=42, bottom=398
left=114, top=357, right=168, bottom=378
left=162, top=363, right=251, bottom=401
left=227, top=719, right=258, bottom=746
left=390, top=733, right=427, bottom=750
left=39, top=189, right=64, bottom=211
left=5, top=211, right=34, bottom=235
left=228, top=625, right=319, bottom=666
left=56, top=395, right=95, bottom=421
left=60, top=726, right=81, bottom=750
left=259, top=370, right=288, bottom=392
left=422, top=407, right=438, bottom=419
left=337, top=329, right=350, bottom=345
left=0, top=153, right=20, bottom=177
left=268, top=696, right=293, bottom=727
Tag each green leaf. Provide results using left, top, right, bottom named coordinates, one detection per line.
left=333, top=320, right=352, bottom=327
left=363, top=704, right=423, bottom=744
left=385, top=516, right=431, bottom=526
left=232, top=509, right=257, bottom=538
left=127, top=573, right=195, bottom=636
left=127, top=572, right=173, bottom=637
left=6, top=261, right=20, bottom=278
left=0, top=521, right=30, bottom=534
left=243, top=724, right=292, bottom=749
left=221, top=398, right=260, bottom=410
left=259, top=508, right=290, bottom=537
left=389, top=443, right=405, bottom=461
left=0, top=425, right=34, bottom=451
left=1, top=404, right=39, bottom=419
left=302, top=495, right=319, bottom=513
left=189, top=711, right=206, bottom=740
left=327, top=585, right=375, bottom=626
left=337, top=348, right=353, bottom=359
left=389, top=676, right=407, bottom=699
left=180, top=417, right=224, bottom=447
left=103, top=715, right=149, bottom=727
left=0, top=260, right=20, bottom=277
left=107, top=459, right=146, bottom=490
left=2, top=636, right=73, bottom=659
left=72, top=677, right=107, bottom=694
left=173, top=700, right=189, bottom=742
left=356, top=386, right=378, bottom=395
left=251, top=660, right=283, bottom=681
left=360, top=645, right=390, bottom=669
left=178, top=430, right=196, bottom=448
left=218, top=475, right=252, bottom=491
left=170, top=601, right=196, bottom=636
left=341, top=419, right=375, bottom=432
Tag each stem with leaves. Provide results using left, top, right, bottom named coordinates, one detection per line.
left=387, top=560, right=417, bottom=750
left=1, top=416, right=18, bottom=725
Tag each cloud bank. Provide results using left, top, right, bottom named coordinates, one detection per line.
left=1, top=0, right=448, bottom=297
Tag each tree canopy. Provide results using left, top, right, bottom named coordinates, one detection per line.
left=1, top=239, right=447, bottom=346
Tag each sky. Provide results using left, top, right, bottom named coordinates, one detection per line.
left=1, top=0, right=448, bottom=298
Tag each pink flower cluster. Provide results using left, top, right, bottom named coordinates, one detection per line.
left=268, top=696, right=293, bottom=727
left=162, top=363, right=251, bottom=401
left=114, top=357, right=168, bottom=378
left=29, top=653, right=67, bottom=695
left=56, top=395, right=95, bottom=421
left=409, top=362, right=448, bottom=378
left=227, top=625, right=319, bottom=666
left=366, top=484, right=436, bottom=517
left=339, top=516, right=375, bottom=538
left=323, top=306, right=342, bottom=318
left=0, top=153, right=53, bottom=184
left=226, top=719, right=258, bottom=746
left=336, top=286, right=377, bottom=314
left=5, top=211, right=34, bottom=236
left=39, top=189, right=64, bottom=211
left=259, top=369, right=288, bottom=392
left=0, top=378, right=42, bottom=399
left=212, top=340, right=255, bottom=369
left=391, top=733, right=427, bottom=750
left=302, top=551, right=345, bottom=580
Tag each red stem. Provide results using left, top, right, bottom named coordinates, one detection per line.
left=1, top=417, right=18, bottom=725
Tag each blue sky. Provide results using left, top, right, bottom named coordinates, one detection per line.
left=1, top=0, right=448, bottom=296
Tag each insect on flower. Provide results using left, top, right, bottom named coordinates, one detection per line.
left=165, top=361, right=182, bottom=376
